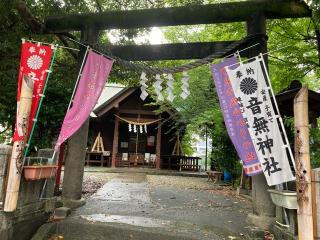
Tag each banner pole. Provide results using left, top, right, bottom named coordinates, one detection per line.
left=67, top=46, right=90, bottom=110
left=22, top=45, right=58, bottom=164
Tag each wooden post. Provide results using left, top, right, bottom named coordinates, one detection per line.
left=312, top=170, right=319, bottom=239
left=294, top=86, right=314, bottom=240
left=156, top=121, right=161, bottom=169
left=91, top=132, right=105, bottom=152
left=55, top=142, right=65, bottom=194
left=111, top=115, right=119, bottom=168
left=91, top=132, right=100, bottom=152
left=4, top=75, right=34, bottom=212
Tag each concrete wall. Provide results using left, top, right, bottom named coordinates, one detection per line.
left=0, top=145, right=56, bottom=240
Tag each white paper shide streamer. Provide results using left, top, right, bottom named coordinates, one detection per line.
left=128, top=122, right=148, bottom=134
left=180, top=71, right=190, bottom=99
left=139, top=72, right=149, bottom=100
left=165, top=73, right=175, bottom=102
left=153, top=74, right=164, bottom=101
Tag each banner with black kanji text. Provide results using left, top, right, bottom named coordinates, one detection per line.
left=226, top=57, right=295, bottom=186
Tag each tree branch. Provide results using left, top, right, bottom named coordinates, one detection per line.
left=94, top=0, right=103, bottom=12
left=269, top=54, right=298, bottom=65
left=56, top=34, right=78, bottom=59
left=15, top=1, right=43, bottom=33
left=14, top=1, right=78, bottom=59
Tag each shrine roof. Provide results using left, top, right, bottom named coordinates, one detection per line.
left=276, top=80, right=320, bottom=119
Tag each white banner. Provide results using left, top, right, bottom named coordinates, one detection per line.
left=226, top=56, right=295, bottom=186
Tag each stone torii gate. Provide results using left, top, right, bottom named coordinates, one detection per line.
left=40, top=0, right=310, bottom=229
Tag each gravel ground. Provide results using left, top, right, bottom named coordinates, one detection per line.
left=82, top=172, right=119, bottom=198
left=147, top=175, right=246, bottom=200
left=79, top=172, right=247, bottom=200
left=59, top=171, right=119, bottom=198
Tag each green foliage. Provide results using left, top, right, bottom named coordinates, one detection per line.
left=180, top=130, right=194, bottom=156
left=267, top=18, right=320, bottom=92
left=209, top=108, right=239, bottom=175
left=306, top=1, right=320, bottom=29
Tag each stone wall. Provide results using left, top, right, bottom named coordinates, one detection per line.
left=0, top=145, right=57, bottom=240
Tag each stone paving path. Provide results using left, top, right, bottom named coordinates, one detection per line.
left=70, top=172, right=254, bottom=240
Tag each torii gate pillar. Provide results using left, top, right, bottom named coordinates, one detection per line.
left=61, top=27, right=99, bottom=208
left=245, top=12, right=276, bottom=230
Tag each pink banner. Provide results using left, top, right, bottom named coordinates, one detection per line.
left=55, top=50, right=113, bottom=150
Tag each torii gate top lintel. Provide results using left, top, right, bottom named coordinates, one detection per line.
left=44, top=0, right=310, bottom=33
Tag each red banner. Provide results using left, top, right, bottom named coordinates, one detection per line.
left=13, top=41, right=53, bottom=141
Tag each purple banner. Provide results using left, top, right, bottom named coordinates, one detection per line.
left=211, top=57, right=262, bottom=176
left=55, top=50, right=113, bottom=150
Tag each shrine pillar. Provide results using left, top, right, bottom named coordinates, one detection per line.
left=156, top=121, right=161, bottom=169
left=111, top=114, right=119, bottom=168
left=61, top=27, right=99, bottom=208
left=245, top=12, right=276, bottom=229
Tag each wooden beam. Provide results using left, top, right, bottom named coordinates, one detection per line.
left=44, top=0, right=310, bottom=32
left=107, top=41, right=235, bottom=61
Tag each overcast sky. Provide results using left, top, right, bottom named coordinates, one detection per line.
left=107, top=27, right=166, bottom=45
